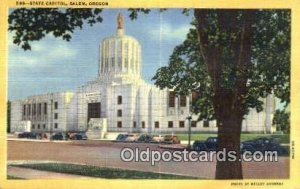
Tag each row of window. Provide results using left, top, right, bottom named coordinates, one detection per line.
left=101, top=57, right=139, bottom=71
left=117, top=93, right=199, bottom=108
left=23, top=101, right=58, bottom=116
left=116, top=120, right=210, bottom=128
left=32, top=124, right=46, bottom=129
left=168, top=91, right=199, bottom=108
left=168, top=120, right=209, bottom=128
left=31, top=123, right=58, bottom=129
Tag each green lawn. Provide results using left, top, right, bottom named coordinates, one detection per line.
left=7, top=175, right=24, bottom=179
left=175, top=133, right=290, bottom=144
left=11, top=163, right=198, bottom=179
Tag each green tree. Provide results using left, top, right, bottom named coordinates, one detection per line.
left=7, top=101, right=11, bottom=133
left=8, top=8, right=290, bottom=179
left=273, top=109, right=290, bottom=134
left=153, top=10, right=290, bottom=179
left=8, top=8, right=151, bottom=50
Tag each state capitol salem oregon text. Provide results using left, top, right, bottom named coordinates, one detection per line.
left=16, top=1, right=108, bottom=6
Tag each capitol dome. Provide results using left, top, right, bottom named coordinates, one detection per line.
left=98, top=13, right=142, bottom=83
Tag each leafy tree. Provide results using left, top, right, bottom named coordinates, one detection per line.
left=153, top=9, right=290, bottom=179
left=8, top=8, right=290, bottom=179
left=9, top=8, right=104, bottom=50
left=8, top=8, right=151, bottom=50
left=7, top=101, right=11, bottom=133
left=273, top=109, right=290, bottom=134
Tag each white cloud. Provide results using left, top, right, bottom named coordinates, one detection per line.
left=148, top=23, right=190, bottom=42
left=8, top=34, right=77, bottom=67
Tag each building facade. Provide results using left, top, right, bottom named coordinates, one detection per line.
left=10, top=14, right=276, bottom=135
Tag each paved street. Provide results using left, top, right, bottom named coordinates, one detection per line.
left=7, top=140, right=289, bottom=179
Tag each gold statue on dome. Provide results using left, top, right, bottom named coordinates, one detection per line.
left=117, top=13, right=123, bottom=29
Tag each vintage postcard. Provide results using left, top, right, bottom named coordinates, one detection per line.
left=0, top=0, right=299, bottom=188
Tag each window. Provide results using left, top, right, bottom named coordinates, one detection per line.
left=33, top=104, right=36, bottom=115
left=32, top=104, right=35, bottom=116
left=54, top=113, right=58, bottom=119
left=38, top=124, right=40, bottom=129
left=133, top=121, right=137, bottom=128
left=155, top=121, right=159, bottom=128
left=168, top=91, right=175, bottom=107
left=117, top=41, right=122, bottom=56
left=23, top=105, right=26, bottom=116
left=117, top=121, right=122, bottom=128
left=43, top=124, right=46, bottom=129
left=32, top=124, right=35, bottom=129
left=130, top=59, right=133, bottom=70
left=101, top=59, right=104, bottom=72
left=54, top=123, right=58, bottom=129
left=191, top=121, right=197, bottom=128
left=117, top=109, right=122, bottom=117
left=111, top=57, right=115, bottom=68
left=44, top=103, right=47, bottom=114
left=117, top=96, right=122, bottom=104
left=118, top=57, right=122, bottom=69
left=125, top=58, right=128, bottom=69
left=203, top=120, right=209, bottom=128
left=192, top=90, right=199, bottom=103
left=180, top=95, right=186, bottom=107
left=28, top=104, right=31, bottom=116
left=168, top=121, right=173, bottom=128
left=125, top=42, right=129, bottom=55
left=179, top=121, right=185, bottom=128
left=38, top=103, right=41, bottom=115
left=142, top=121, right=145, bottom=128
left=105, top=58, right=109, bottom=71
left=54, top=101, right=58, bottom=109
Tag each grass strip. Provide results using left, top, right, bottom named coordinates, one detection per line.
left=7, top=175, right=24, bottom=179
left=11, top=163, right=199, bottom=179
left=174, top=134, right=289, bottom=143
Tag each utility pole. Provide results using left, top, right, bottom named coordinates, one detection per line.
left=50, top=94, right=53, bottom=141
left=187, top=115, right=192, bottom=150
left=186, top=90, right=193, bottom=150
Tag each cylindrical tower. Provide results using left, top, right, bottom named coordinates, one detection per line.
left=98, top=13, right=142, bottom=83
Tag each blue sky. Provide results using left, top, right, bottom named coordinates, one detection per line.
left=8, top=9, right=194, bottom=100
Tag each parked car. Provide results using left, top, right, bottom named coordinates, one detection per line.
left=163, top=135, right=181, bottom=144
left=73, top=133, right=88, bottom=140
left=38, top=133, right=48, bottom=139
left=115, top=134, right=128, bottom=142
left=192, top=137, right=218, bottom=151
left=51, top=133, right=65, bottom=140
left=27, top=132, right=38, bottom=139
left=17, top=132, right=31, bottom=138
left=17, top=132, right=38, bottom=139
left=242, top=137, right=276, bottom=152
left=68, top=132, right=88, bottom=140
left=240, top=144, right=256, bottom=154
left=192, top=140, right=209, bottom=151
left=137, top=134, right=153, bottom=143
left=151, top=135, right=164, bottom=143
left=124, top=134, right=139, bottom=142
left=270, top=145, right=289, bottom=155
left=204, top=137, right=218, bottom=151
left=241, top=137, right=289, bottom=155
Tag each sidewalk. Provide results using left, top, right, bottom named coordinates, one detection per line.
left=7, top=166, right=95, bottom=179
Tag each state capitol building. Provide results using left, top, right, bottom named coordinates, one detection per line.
left=10, top=14, right=276, bottom=137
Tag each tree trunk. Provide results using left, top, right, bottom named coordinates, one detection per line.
left=194, top=9, right=254, bottom=179
left=215, top=113, right=243, bottom=179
